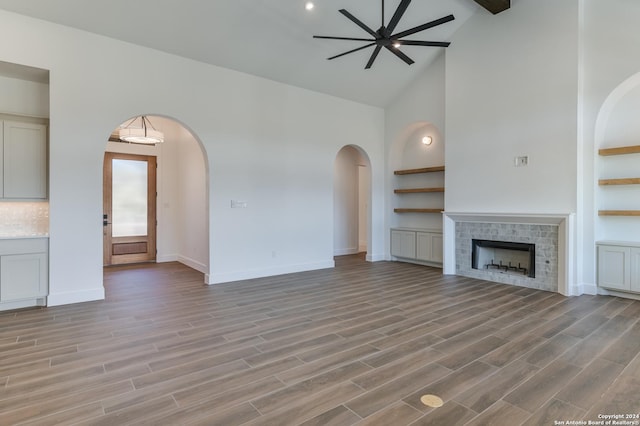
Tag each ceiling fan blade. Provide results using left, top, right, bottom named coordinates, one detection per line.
left=384, top=46, right=414, bottom=65
left=339, top=9, right=379, bottom=38
left=386, top=0, right=412, bottom=35
left=313, top=36, right=376, bottom=42
left=365, top=45, right=383, bottom=69
left=328, top=42, right=376, bottom=60
left=394, top=40, right=451, bottom=47
left=392, top=14, right=455, bottom=39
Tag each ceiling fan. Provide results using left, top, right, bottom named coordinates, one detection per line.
left=313, top=0, right=454, bottom=69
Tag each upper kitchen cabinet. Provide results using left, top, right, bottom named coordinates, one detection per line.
left=1, top=120, right=48, bottom=200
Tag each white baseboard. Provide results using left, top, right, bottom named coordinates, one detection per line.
left=207, top=260, right=335, bottom=285
left=0, top=297, right=46, bottom=312
left=596, top=287, right=640, bottom=300
left=366, top=253, right=386, bottom=262
left=157, top=254, right=208, bottom=275
left=47, top=287, right=105, bottom=307
left=156, top=254, right=178, bottom=263
left=576, top=282, right=598, bottom=296
left=334, top=247, right=359, bottom=256
left=177, top=256, right=208, bottom=274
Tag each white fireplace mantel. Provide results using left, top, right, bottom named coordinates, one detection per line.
left=442, top=212, right=576, bottom=296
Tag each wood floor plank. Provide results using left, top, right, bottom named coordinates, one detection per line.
left=172, top=356, right=303, bottom=408
left=598, top=321, right=640, bottom=366
left=345, top=362, right=451, bottom=419
left=465, top=400, right=531, bottom=426
left=585, top=351, right=640, bottom=418
left=555, top=358, right=625, bottom=410
left=521, top=399, right=586, bottom=426
left=454, top=360, right=540, bottom=413
left=298, top=405, right=361, bottom=426
left=436, top=335, right=507, bottom=370
left=251, top=361, right=370, bottom=415
left=357, top=402, right=422, bottom=425
left=409, top=401, right=476, bottom=425
left=244, top=382, right=363, bottom=426
left=523, top=333, right=581, bottom=367
left=504, top=359, right=582, bottom=413
left=0, top=258, right=633, bottom=425
left=403, top=361, right=498, bottom=413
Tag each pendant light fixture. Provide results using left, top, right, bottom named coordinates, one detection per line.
left=118, top=116, right=164, bottom=144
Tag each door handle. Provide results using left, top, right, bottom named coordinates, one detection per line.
left=103, top=214, right=111, bottom=226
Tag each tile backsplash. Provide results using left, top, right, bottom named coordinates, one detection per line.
left=0, top=202, right=49, bottom=237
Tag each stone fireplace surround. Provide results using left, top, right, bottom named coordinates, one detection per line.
left=443, top=212, right=576, bottom=296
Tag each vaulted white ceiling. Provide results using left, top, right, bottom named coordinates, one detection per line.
left=0, top=0, right=480, bottom=106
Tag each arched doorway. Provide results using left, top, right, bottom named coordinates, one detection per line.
left=333, top=145, right=371, bottom=259
left=103, top=115, right=209, bottom=274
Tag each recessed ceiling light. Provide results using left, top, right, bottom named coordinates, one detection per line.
left=305, top=2, right=314, bottom=11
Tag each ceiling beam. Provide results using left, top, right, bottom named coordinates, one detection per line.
left=473, top=0, right=510, bottom=15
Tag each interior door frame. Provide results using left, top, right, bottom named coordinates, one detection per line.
left=103, top=152, right=157, bottom=266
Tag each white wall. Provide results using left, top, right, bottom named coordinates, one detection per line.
left=445, top=0, right=580, bottom=214
left=0, top=75, right=48, bottom=118
left=0, top=10, right=385, bottom=305
left=175, top=124, right=208, bottom=272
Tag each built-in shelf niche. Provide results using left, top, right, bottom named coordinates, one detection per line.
left=598, top=145, right=640, bottom=217
left=393, top=166, right=445, bottom=214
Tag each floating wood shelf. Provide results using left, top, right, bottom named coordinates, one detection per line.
left=599, top=210, right=640, bottom=217
left=394, top=208, right=443, bottom=214
left=599, top=178, right=640, bottom=186
left=598, top=145, right=640, bottom=156
left=394, top=166, right=445, bottom=175
left=394, top=187, right=445, bottom=194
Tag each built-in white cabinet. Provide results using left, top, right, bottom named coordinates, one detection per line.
left=0, top=238, right=48, bottom=309
left=391, top=229, right=416, bottom=259
left=597, top=241, right=640, bottom=293
left=417, top=231, right=443, bottom=264
left=391, top=228, right=442, bottom=267
left=1, top=120, right=48, bottom=199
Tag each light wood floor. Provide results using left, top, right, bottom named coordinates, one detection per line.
left=0, top=255, right=639, bottom=425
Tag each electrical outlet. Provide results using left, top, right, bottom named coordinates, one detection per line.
left=514, top=156, right=528, bottom=167
left=231, top=200, right=248, bottom=208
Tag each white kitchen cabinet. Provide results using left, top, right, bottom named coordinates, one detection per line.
left=1, top=120, right=48, bottom=199
left=391, top=228, right=442, bottom=267
left=597, top=242, right=640, bottom=294
left=0, top=238, right=48, bottom=309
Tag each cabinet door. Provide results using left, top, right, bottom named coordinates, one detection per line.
left=391, top=230, right=416, bottom=259
left=416, top=232, right=431, bottom=261
left=631, top=248, right=640, bottom=293
left=3, top=121, right=48, bottom=199
left=417, top=232, right=444, bottom=263
left=0, top=253, right=48, bottom=301
left=430, top=233, right=444, bottom=263
left=598, top=245, right=630, bottom=291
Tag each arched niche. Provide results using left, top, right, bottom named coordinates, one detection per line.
left=594, top=72, right=640, bottom=241
left=389, top=121, right=444, bottom=230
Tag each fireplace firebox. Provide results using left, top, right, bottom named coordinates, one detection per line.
left=471, top=239, right=535, bottom=278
